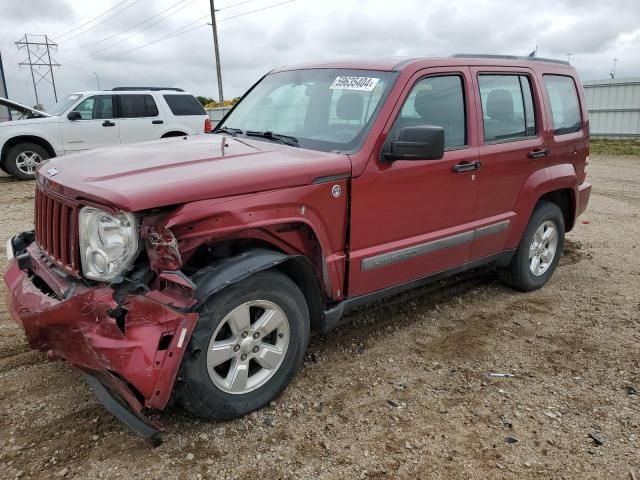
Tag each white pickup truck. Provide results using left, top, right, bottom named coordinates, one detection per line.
left=0, top=88, right=212, bottom=180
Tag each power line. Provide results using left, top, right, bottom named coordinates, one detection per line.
left=218, top=0, right=263, bottom=10
left=64, top=19, right=209, bottom=67
left=63, top=0, right=270, bottom=55
left=60, top=0, right=195, bottom=53
left=58, top=0, right=145, bottom=43
left=218, top=0, right=296, bottom=21
left=64, top=0, right=298, bottom=68
left=53, top=0, right=132, bottom=40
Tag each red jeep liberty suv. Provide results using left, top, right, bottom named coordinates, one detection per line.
left=4, top=55, right=591, bottom=440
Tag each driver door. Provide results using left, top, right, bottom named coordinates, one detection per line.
left=348, top=68, right=481, bottom=296
left=60, top=95, right=120, bottom=152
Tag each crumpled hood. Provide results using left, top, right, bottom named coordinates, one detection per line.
left=37, top=134, right=352, bottom=211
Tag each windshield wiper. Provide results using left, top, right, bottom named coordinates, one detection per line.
left=213, top=126, right=243, bottom=136
left=245, top=130, right=299, bottom=147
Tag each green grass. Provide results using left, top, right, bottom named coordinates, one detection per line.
left=590, top=139, right=640, bottom=156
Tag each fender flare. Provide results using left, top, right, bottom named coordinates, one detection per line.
left=191, top=248, right=291, bottom=309
left=507, top=164, right=578, bottom=247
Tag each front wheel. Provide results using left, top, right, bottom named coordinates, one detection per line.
left=179, top=270, right=310, bottom=420
left=498, top=201, right=565, bottom=291
left=5, top=142, right=51, bottom=180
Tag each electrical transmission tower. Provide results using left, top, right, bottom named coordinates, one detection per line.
left=15, top=34, right=60, bottom=105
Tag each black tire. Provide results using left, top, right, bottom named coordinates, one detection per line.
left=498, top=201, right=565, bottom=292
left=5, top=142, right=51, bottom=181
left=179, top=270, right=310, bottom=420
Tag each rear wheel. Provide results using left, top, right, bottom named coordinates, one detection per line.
left=5, top=142, right=50, bottom=180
left=498, top=201, right=565, bottom=291
left=179, top=270, right=309, bottom=420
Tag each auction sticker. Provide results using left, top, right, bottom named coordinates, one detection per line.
left=330, top=76, right=380, bottom=91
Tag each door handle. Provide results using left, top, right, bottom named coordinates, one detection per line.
left=152, top=120, right=164, bottom=124
left=102, top=120, right=116, bottom=127
left=528, top=148, right=550, bottom=159
left=453, top=160, right=481, bottom=173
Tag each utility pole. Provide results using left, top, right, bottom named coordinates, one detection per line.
left=93, top=72, right=101, bottom=90
left=566, top=53, right=572, bottom=64
left=15, top=34, right=60, bottom=105
left=208, top=0, right=224, bottom=106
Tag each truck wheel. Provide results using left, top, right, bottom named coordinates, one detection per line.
left=498, top=201, right=565, bottom=292
left=5, top=142, right=50, bottom=181
left=179, top=270, right=310, bottom=420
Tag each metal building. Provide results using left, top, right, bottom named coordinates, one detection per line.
left=583, top=78, right=640, bottom=138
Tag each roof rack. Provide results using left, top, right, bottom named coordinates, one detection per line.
left=452, top=54, right=570, bottom=66
left=111, top=87, right=185, bottom=92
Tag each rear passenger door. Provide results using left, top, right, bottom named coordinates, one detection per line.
left=470, top=67, right=547, bottom=260
left=116, top=94, right=162, bottom=144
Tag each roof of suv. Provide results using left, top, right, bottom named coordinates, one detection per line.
left=69, top=89, right=194, bottom=96
left=274, top=55, right=574, bottom=73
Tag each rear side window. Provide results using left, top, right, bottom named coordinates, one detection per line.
left=163, top=95, right=206, bottom=116
left=543, top=75, right=582, bottom=135
left=391, top=75, right=466, bottom=149
left=118, top=94, right=158, bottom=118
left=478, top=74, right=536, bottom=142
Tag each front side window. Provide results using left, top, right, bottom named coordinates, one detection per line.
left=389, top=75, right=466, bottom=149
left=478, top=74, right=536, bottom=142
left=543, top=75, right=582, bottom=135
left=218, top=69, right=395, bottom=152
left=118, top=94, right=158, bottom=118
left=50, top=94, right=82, bottom=116
left=73, top=95, right=114, bottom=120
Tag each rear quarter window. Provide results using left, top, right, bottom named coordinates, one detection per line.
left=163, top=95, right=206, bottom=116
left=543, top=75, right=582, bottom=135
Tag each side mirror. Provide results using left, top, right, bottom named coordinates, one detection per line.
left=67, top=111, right=82, bottom=121
left=383, top=125, right=445, bottom=161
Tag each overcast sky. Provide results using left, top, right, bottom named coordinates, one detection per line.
left=1, top=0, right=639, bottom=109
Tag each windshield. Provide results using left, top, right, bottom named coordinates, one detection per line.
left=218, top=69, right=395, bottom=152
left=48, top=94, right=83, bottom=116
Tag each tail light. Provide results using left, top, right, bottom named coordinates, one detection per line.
left=204, top=117, right=212, bottom=133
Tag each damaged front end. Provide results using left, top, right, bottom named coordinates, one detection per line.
left=4, top=227, right=198, bottom=442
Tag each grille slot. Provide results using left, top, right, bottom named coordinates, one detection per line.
left=35, top=188, right=80, bottom=275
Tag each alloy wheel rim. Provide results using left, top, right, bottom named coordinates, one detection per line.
left=529, top=220, right=558, bottom=276
left=206, top=300, right=290, bottom=394
left=15, top=151, right=44, bottom=175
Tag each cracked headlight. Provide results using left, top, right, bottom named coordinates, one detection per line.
left=79, top=207, right=138, bottom=282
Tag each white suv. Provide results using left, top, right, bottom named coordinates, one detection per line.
left=0, top=88, right=212, bottom=180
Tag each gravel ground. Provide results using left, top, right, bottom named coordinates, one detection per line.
left=0, top=154, right=638, bottom=479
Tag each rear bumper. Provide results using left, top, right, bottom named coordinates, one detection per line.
left=3, top=241, right=198, bottom=437
left=577, top=181, right=592, bottom=218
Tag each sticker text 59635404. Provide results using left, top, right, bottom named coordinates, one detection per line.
left=330, top=76, right=380, bottom=92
